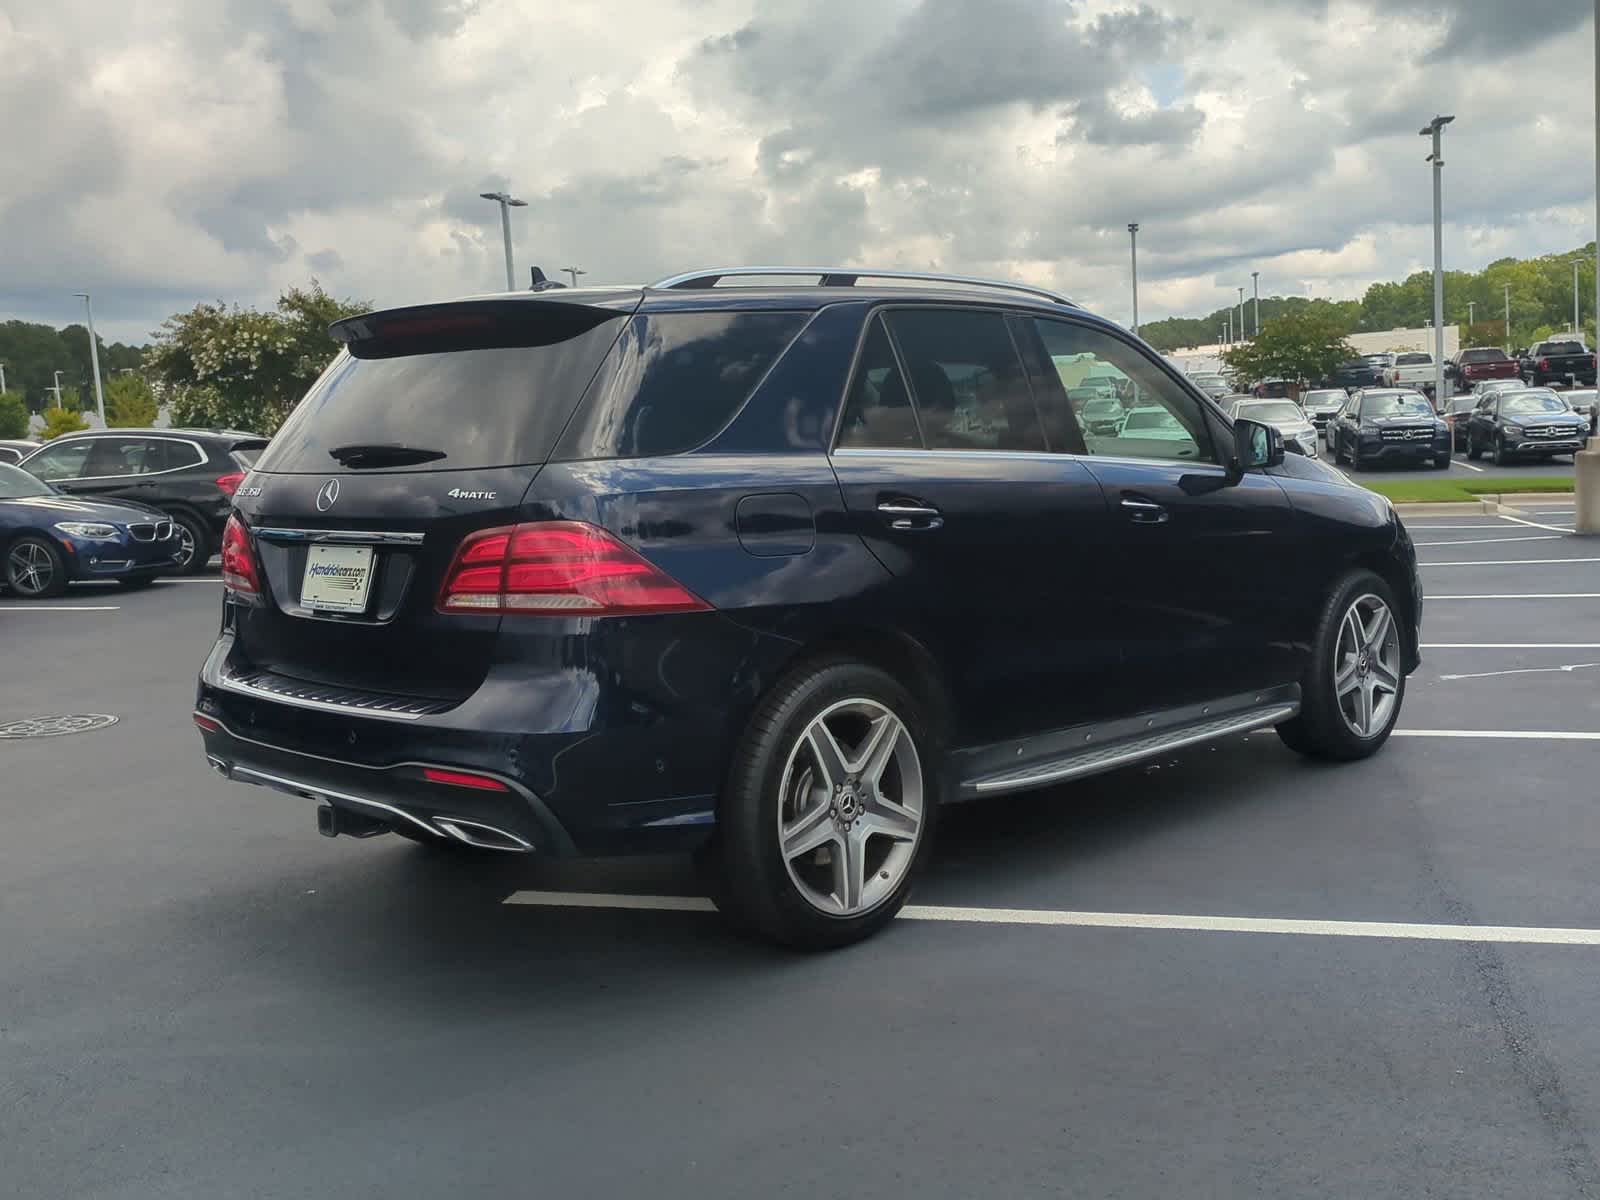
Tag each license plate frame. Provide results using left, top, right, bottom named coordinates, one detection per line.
left=300, top=545, right=376, bottom=614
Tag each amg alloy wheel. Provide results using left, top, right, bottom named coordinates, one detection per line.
left=1331, top=594, right=1402, bottom=739
left=713, top=659, right=939, bottom=949
left=777, top=698, right=924, bottom=917
left=1277, top=570, right=1406, bottom=761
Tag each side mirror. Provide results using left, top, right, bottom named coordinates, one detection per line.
left=1232, top=417, right=1284, bottom=473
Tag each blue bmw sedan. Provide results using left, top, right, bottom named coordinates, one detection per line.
left=1, top=462, right=183, bottom=597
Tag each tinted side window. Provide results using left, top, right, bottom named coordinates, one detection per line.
left=1031, top=318, right=1215, bottom=463
left=26, top=440, right=94, bottom=481
left=557, top=311, right=807, bottom=460
left=884, top=309, right=1043, bottom=452
left=836, top=316, right=920, bottom=449
left=151, top=440, right=204, bottom=471
left=84, top=438, right=150, bottom=477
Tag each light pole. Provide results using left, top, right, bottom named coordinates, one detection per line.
left=51, top=370, right=64, bottom=408
left=0, top=362, right=7, bottom=394
left=72, top=292, right=106, bottom=425
left=562, top=266, right=587, bottom=289
left=1226, top=310, right=1233, bottom=346
left=479, top=190, right=528, bottom=291
left=1505, top=283, right=1513, bottom=351
left=1572, top=258, right=1584, bottom=335
left=1251, top=271, right=1260, bottom=337
left=1127, top=223, right=1140, bottom=336
left=1237, top=286, right=1246, bottom=342
left=1420, top=115, right=1454, bottom=408
left=1467, top=300, right=1475, bottom=329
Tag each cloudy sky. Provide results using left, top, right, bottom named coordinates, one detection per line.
left=1, top=0, right=1594, bottom=343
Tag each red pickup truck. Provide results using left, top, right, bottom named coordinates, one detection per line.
left=1447, top=347, right=1520, bottom=392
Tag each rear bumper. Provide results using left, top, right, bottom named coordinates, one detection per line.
left=195, top=713, right=573, bottom=853
left=194, top=615, right=767, bottom=856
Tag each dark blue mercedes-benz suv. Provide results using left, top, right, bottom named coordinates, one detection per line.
left=194, top=268, right=1422, bottom=948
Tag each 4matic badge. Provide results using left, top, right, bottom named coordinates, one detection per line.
left=447, top=488, right=497, bottom=501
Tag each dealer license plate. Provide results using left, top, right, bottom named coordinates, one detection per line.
left=300, top=545, right=375, bottom=614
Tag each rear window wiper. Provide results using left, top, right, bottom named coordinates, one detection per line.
left=328, top=443, right=448, bottom=468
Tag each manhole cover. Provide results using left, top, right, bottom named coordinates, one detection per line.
left=0, top=714, right=119, bottom=739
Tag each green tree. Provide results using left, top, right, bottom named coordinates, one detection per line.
left=57, top=386, right=83, bottom=413
left=150, top=280, right=369, bottom=435
left=1220, top=310, right=1355, bottom=387
left=0, top=391, right=28, bottom=438
left=105, top=373, right=158, bottom=427
left=41, top=407, right=89, bottom=439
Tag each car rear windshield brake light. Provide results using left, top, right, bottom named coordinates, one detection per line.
left=215, top=472, right=245, bottom=496
left=438, top=521, right=710, bottom=616
left=220, top=513, right=261, bottom=597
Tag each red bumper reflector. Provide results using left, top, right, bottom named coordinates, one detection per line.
left=193, top=714, right=221, bottom=732
left=422, top=768, right=509, bottom=792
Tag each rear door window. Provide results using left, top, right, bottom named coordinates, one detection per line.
left=835, top=316, right=921, bottom=449
left=255, top=316, right=625, bottom=473
left=556, top=311, right=807, bottom=459
left=147, top=439, right=203, bottom=472
left=882, top=309, right=1044, bottom=452
left=84, top=437, right=149, bottom=477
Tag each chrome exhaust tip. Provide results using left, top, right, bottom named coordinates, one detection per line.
left=434, top=818, right=533, bottom=853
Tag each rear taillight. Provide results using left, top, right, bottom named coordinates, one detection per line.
left=437, top=521, right=710, bottom=616
left=1540, top=358, right=1550, bottom=370
left=220, top=514, right=261, bottom=597
left=215, top=472, right=245, bottom=496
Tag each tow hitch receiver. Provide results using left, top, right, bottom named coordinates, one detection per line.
left=316, top=804, right=392, bottom=840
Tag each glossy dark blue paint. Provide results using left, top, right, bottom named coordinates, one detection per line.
left=0, top=484, right=182, bottom=585
left=196, top=283, right=1423, bottom=857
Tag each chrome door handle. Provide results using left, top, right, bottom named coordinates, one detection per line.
left=1120, top=497, right=1168, bottom=524
left=877, top=501, right=943, bottom=531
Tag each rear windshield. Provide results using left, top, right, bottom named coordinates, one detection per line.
left=1303, top=390, right=1345, bottom=403
left=1394, top=353, right=1431, bottom=365
left=555, top=311, right=807, bottom=460
left=231, top=447, right=262, bottom=468
left=1459, top=349, right=1508, bottom=363
left=254, top=317, right=624, bottom=473
left=1238, top=400, right=1302, bottom=422
left=1540, top=342, right=1586, bottom=355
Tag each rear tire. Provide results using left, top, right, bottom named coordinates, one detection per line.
left=711, top=658, right=940, bottom=950
left=1276, top=570, right=1406, bottom=761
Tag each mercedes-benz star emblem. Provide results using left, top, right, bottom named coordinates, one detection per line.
left=316, top=479, right=340, bottom=512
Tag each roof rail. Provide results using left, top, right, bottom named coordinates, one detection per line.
left=650, top=266, right=1076, bottom=308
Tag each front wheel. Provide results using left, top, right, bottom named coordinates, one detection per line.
left=5, top=535, right=68, bottom=598
left=711, top=659, right=939, bottom=949
left=1349, top=441, right=1365, bottom=471
left=1277, top=571, right=1405, bottom=761
left=1467, top=435, right=1483, bottom=461
left=1492, top=435, right=1508, bottom=466
left=166, top=512, right=210, bottom=576
left=1433, top=452, right=1451, bottom=469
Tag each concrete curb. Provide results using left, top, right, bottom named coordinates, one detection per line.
left=1391, top=493, right=1576, bottom=518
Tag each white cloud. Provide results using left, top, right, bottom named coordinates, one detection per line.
left=0, top=0, right=1592, bottom=343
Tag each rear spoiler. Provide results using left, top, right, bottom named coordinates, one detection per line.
left=330, top=295, right=642, bottom=359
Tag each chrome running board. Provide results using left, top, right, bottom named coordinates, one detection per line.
left=965, top=701, right=1299, bottom=797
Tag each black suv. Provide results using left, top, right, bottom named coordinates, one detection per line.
left=1465, top=388, right=1592, bottom=463
left=20, top=429, right=268, bottom=573
left=193, top=268, right=1422, bottom=949
left=1328, top=389, right=1451, bottom=470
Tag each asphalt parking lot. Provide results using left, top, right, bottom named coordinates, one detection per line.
left=5, top=504, right=1600, bottom=1199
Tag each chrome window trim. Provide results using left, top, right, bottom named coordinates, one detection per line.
left=23, top=433, right=210, bottom=482
left=830, top=446, right=1229, bottom=474
left=252, top=527, right=426, bottom=546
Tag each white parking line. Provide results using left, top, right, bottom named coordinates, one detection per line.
left=1421, top=558, right=1600, bottom=568
left=1423, top=642, right=1600, bottom=648
left=1453, top=460, right=1488, bottom=472
left=502, top=891, right=1600, bottom=947
left=1414, top=535, right=1561, bottom=547
left=1393, top=728, right=1600, bottom=740
left=1430, top=593, right=1600, bottom=600
left=0, top=605, right=121, bottom=612
left=1497, top=512, right=1581, bottom=535
left=1438, top=662, right=1598, bottom=682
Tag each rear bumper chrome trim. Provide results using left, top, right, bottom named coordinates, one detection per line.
left=224, top=762, right=445, bottom=837
left=253, top=527, right=426, bottom=546
left=214, top=671, right=427, bottom=721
